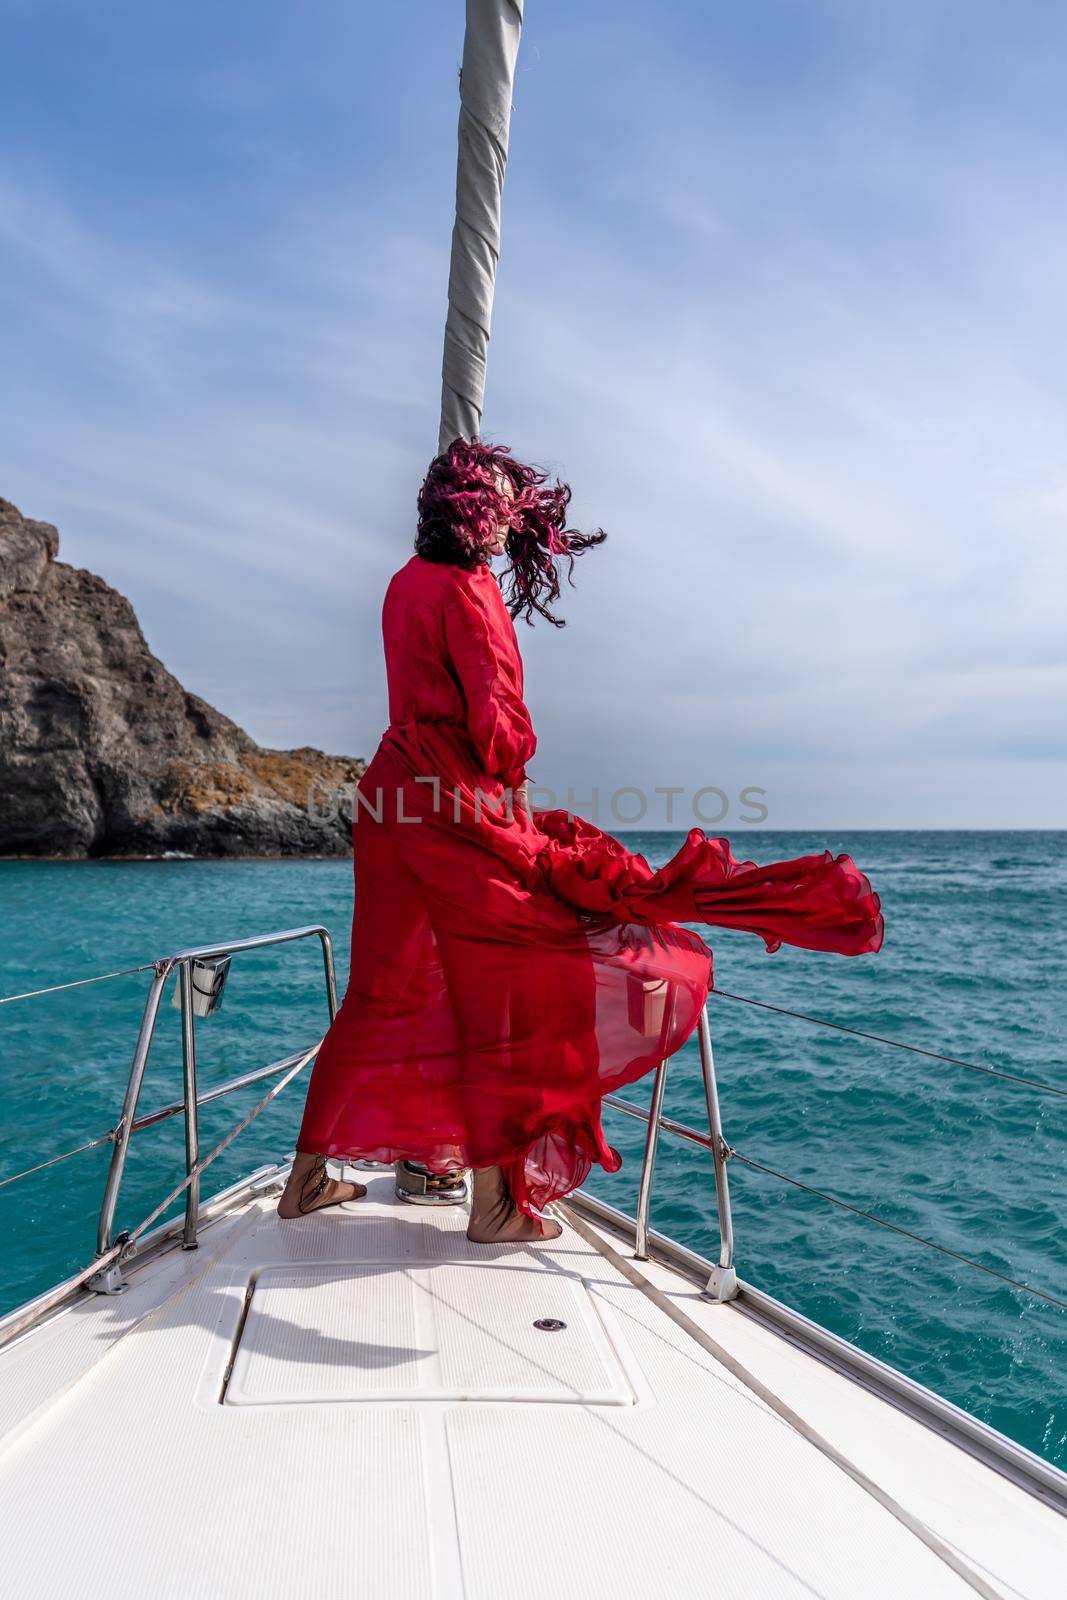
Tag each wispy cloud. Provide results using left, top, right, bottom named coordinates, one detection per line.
left=1, top=2, right=1065, bottom=823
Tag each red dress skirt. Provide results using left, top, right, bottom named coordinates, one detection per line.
left=297, top=554, right=883, bottom=1215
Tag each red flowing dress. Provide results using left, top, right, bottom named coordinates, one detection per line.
left=297, top=553, right=883, bottom=1215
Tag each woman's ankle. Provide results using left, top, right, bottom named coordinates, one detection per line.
left=470, top=1164, right=505, bottom=1209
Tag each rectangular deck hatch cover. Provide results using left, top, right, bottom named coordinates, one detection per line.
left=225, top=1263, right=634, bottom=1406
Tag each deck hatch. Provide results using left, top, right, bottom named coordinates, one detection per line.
left=224, top=1262, right=635, bottom=1407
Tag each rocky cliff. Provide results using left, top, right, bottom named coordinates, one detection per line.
left=0, top=498, right=365, bottom=857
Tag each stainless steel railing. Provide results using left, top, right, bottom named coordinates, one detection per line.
left=608, top=1007, right=737, bottom=1301
left=0, top=926, right=337, bottom=1318
left=90, top=925, right=337, bottom=1291
left=603, top=992, right=1067, bottom=1315
left=4, top=928, right=1063, bottom=1337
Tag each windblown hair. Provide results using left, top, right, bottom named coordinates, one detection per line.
left=415, top=437, right=607, bottom=626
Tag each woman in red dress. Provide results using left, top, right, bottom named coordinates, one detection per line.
left=279, top=439, right=883, bottom=1239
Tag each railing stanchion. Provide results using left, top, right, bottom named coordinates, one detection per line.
left=634, top=1057, right=669, bottom=1260
left=90, top=961, right=173, bottom=1294
left=318, top=928, right=339, bottom=1021
left=4, top=924, right=335, bottom=1331
left=179, top=961, right=201, bottom=1249
left=697, top=1006, right=738, bottom=1301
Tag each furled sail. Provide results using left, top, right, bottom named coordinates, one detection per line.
left=438, top=0, right=525, bottom=455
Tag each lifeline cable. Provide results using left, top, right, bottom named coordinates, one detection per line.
left=726, top=1149, right=1067, bottom=1312
left=710, top=987, right=1066, bottom=1099
left=0, top=1041, right=319, bottom=1350
left=0, top=963, right=157, bottom=1006
left=603, top=1090, right=1067, bottom=1311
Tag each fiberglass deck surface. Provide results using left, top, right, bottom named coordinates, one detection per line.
left=0, top=1170, right=1063, bottom=1599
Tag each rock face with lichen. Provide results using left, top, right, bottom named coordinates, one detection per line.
left=0, top=497, right=365, bottom=857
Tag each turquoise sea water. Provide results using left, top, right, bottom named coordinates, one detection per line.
left=1, top=832, right=1064, bottom=1467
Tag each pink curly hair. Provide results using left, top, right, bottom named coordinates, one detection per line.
left=415, top=437, right=607, bottom=626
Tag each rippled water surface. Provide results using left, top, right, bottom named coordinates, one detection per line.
left=1, top=832, right=1063, bottom=1467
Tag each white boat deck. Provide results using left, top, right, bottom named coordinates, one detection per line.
left=1, top=1168, right=1063, bottom=1599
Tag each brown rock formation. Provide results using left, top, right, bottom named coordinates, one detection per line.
left=0, top=498, right=365, bottom=856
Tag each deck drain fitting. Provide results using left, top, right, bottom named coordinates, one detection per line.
left=533, top=1318, right=567, bottom=1332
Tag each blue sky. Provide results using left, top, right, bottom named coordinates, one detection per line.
left=2, top=1, right=1065, bottom=827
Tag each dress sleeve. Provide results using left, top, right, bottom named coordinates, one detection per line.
left=442, top=574, right=537, bottom=791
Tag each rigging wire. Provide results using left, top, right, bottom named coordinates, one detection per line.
left=0, top=1043, right=317, bottom=1350
left=0, top=1052, right=306, bottom=1191
left=562, top=1202, right=1009, bottom=1600
left=0, top=1133, right=114, bottom=1190
left=0, top=963, right=157, bottom=1006
left=711, top=987, right=1066, bottom=1100
left=603, top=1088, right=1067, bottom=1311
left=4, top=963, right=1062, bottom=1311
left=726, top=1146, right=1067, bottom=1312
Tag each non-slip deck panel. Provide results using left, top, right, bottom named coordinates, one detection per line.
left=225, top=1261, right=635, bottom=1406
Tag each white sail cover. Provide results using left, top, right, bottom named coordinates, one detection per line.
left=438, top=0, right=525, bottom=456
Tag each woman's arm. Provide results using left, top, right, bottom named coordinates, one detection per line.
left=442, top=575, right=537, bottom=792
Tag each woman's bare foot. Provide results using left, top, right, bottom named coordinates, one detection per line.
left=465, top=1165, right=563, bottom=1243
left=277, top=1152, right=367, bottom=1219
